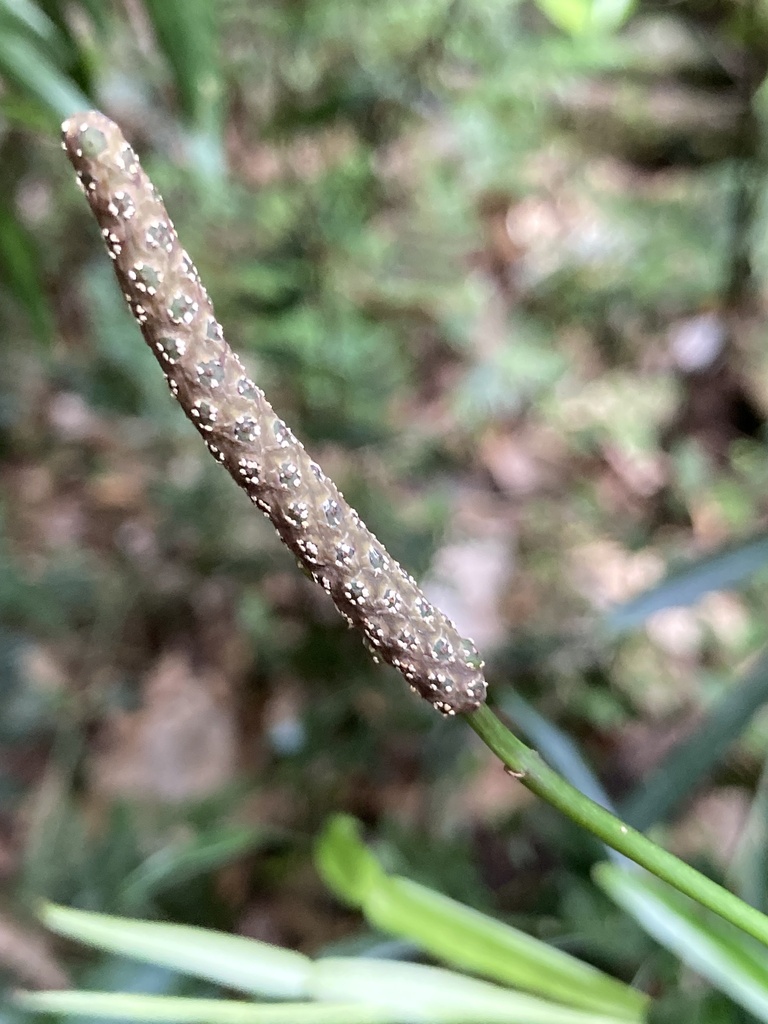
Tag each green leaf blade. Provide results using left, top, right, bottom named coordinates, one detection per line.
left=621, top=649, right=768, bottom=831
left=40, top=903, right=312, bottom=998
left=312, top=958, right=630, bottom=1024
left=606, top=534, right=768, bottom=633
left=14, top=992, right=387, bottom=1024
left=0, top=31, right=89, bottom=121
left=141, top=0, right=222, bottom=145
left=0, top=199, right=54, bottom=343
left=596, top=864, right=768, bottom=1023
left=119, top=825, right=276, bottom=911
left=314, top=815, right=386, bottom=909
left=315, top=816, right=647, bottom=1021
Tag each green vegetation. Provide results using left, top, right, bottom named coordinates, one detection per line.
left=4, top=0, right=768, bottom=1021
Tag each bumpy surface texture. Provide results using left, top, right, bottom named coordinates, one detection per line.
left=62, top=110, right=487, bottom=715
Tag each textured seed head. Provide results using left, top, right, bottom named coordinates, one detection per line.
left=61, top=109, right=488, bottom=716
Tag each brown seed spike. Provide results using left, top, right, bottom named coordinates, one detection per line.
left=61, top=110, right=488, bottom=715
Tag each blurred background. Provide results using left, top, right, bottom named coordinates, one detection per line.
left=3, top=0, right=768, bottom=1017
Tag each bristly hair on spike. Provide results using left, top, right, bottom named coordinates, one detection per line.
left=61, top=110, right=488, bottom=716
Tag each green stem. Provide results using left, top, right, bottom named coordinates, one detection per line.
left=466, top=703, right=768, bottom=947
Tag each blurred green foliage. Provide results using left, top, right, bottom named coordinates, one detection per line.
left=3, top=0, right=768, bottom=1020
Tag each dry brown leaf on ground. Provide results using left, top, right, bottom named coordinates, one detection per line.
left=88, top=651, right=239, bottom=803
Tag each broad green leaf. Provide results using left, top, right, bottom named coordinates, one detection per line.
left=0, top=30, right=88, bottom=120
left=596, top=864, right=768, bottom=1022
left=311, top=958, right=629, bottom=1023
left=14, top=992, right=389, bottom=1024
left=621, top=649, right=768, bottom=831
left=315, top=816, right=647, bottom=1021
left=357, top=879, right=645, bottom=1019
left=14, top=984, right=629, bottom=1024
left=40, top=903, right=312, bottom=998
left=28, top=909, right=634, bottom=1023
left=606, top=534, right=768, bottom=633
left=533, top=0, right=635, bottom=36
left=0, top=199, right=53, bottom=343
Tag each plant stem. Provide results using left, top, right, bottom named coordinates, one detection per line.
left=467, top=703, right=768, bottom=947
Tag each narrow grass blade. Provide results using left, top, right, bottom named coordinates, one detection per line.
left=502, top=693, right=617, bottom=814
left=119, top=825, right=274, bottom=911
left=0, top=0, right=65, bottom=54
left=606, top=534, right=768, bottom=634
left=621, top=649, right=768, bottom=831
left=141, top=0, right=220, bottom=130
left=315, top=816, right=647, bottom=1021
left=595, top=864, right=768, bottom=1023
left=0, top=199, right=53, bottom=343
left=0, top=31, right=88, bottom=120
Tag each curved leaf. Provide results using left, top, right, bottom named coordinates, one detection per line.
left=596, top=864, right=768, bottom=1022
left=315, top=816, right=647, bottom=1020
left=606, top=534, right=768, bottom=634
left=314, top=815, right=385, bottom=908
left=28, top=905, right=635, bottom=1024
